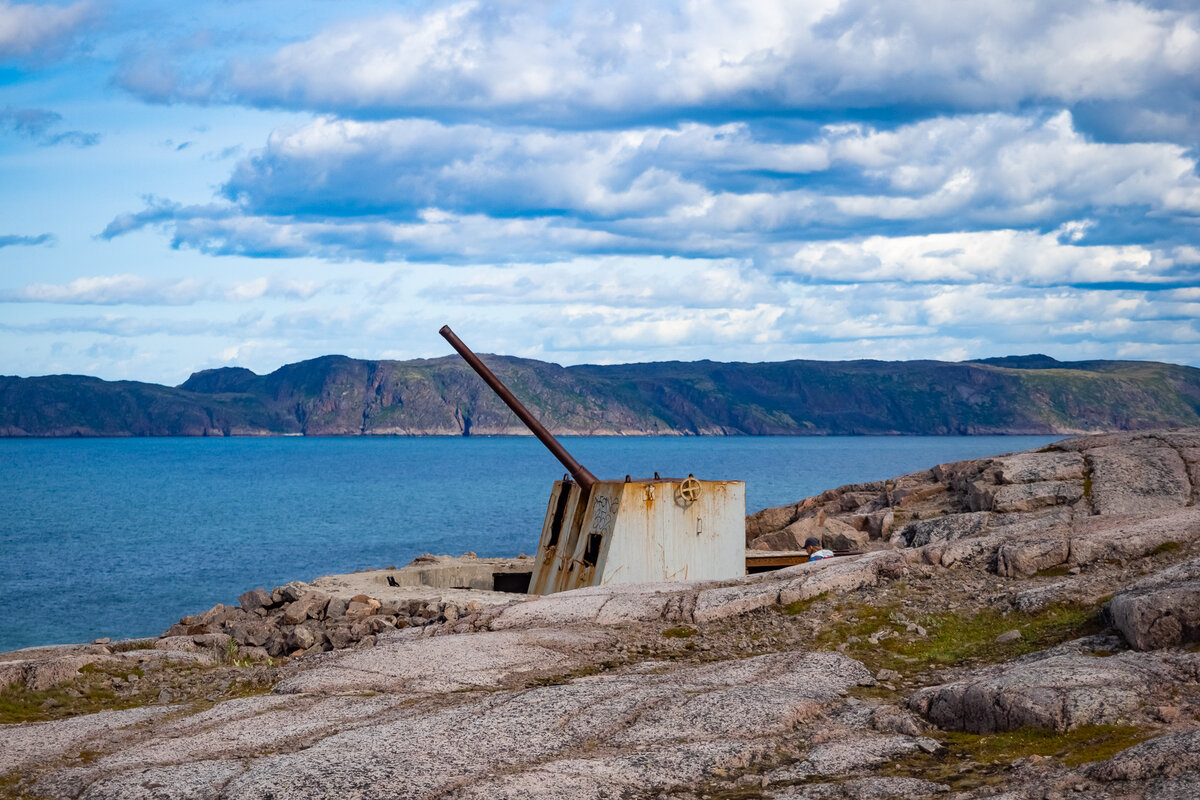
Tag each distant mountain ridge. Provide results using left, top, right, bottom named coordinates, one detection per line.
left=2, top=353, right=1199, bottom=437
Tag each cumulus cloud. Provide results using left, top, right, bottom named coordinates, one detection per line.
left=19, top=0, right=1194, bottom=377
left=775, top=227, right=1197, bottom=288
left=120, top=0, right=1200, bottom=131
left=0, top=106, right=99, bottom=147
left=102, top=111, right=1200, bottom=278
left=0, top=1, right=92, bottom=62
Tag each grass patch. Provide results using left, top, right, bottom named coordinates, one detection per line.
left=663, top=626, right=698, bottom=639
left=848, top=684, right=898, bottom=700
left=0, top=681, right=144, bottom=725
left=1033, top=565, right=1070, bottom=578
left=894, top=603, right=1100, bottom=665
left=779, top=593, right=826, bottom=617
left=1, top=658, right=276, bottom=725
left=522, top=659, right=629, bottom=689
left=883, top=725, right=1152, bottom=791
left=811, top=600, right=1102, bottom=674
left=947, top=725, right=1151, bottom=767
left=0, top=772, right=47, bottom=800
left=1082, top=474, right=1093, bottom=500
left=1150, top=541, right=1182, bottom=556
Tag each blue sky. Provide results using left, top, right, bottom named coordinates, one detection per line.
left=1, top=0, right=1198, bottom=385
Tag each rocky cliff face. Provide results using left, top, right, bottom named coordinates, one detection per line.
left=2, top=430, right=1199, bottom=799
left=3, top=353, right=1200, bottom=436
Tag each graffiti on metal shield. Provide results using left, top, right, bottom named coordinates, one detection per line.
left=590, top=495, right=619, bottom=534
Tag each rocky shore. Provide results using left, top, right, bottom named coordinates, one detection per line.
left=2, top=430, right=1199, bottom=799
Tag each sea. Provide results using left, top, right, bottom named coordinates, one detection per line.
left=0, top=435, right=1059, bottom=651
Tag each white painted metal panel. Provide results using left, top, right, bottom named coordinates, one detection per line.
left=598, top=479, right=745, bottom=586
left=530, top=477, right=745, bottom=593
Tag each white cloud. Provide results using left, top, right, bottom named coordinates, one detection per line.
left=108, top=111, right=1200, bottom=268
left=195, top=0, right=1200, bottom=124
left=778, top=228, right=1184, bottom=287
left=0, top=1, right=92, bottom=61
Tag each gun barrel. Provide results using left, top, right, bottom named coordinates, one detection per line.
left=439, top=325, right=598, bottom=492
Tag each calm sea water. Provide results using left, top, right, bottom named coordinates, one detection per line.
left=0, top=435, right=1057, bottom=650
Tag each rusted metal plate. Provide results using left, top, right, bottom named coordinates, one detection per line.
left=530, top=480, right=589, bottom=595
left=529, top=477, right=746, bottom=594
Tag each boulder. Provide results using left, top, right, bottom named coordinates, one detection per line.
left=976, top=480, right=1083, bottom=513
left=0, top=660, right=27, bottom=689
left=192, top=633, right=234, bottom=653
left=1104, top=557, right=1200, bottom=650
left=230, top=621, right=275, bottom=648
left=755, top=514, right=864, bottom=551
left=282, top=591, right=330, bottom=625
left=271, top=582, right=308, bottom=605
left=693, top=583, right=782, bottom=624
left=345, top=595, right=382, bottom=618
left=909, top=652, right=1176, bottom=733
left=824, top=520, right=869, bottom=551
left=328, top=626, right=354, bottom=650
left=838, top=491, right=879, bottom=512
left=1067, top=508, right=1200, bottom=567
left=24, top=655, right=100, bottom=691
left=1089, top=730, right=1200, bottom=782
left=864, top=509, right=894, bottom=540
left=1088, top=443, right=1191, bottom=516
left=995, top=536, right=1070, bottom=577
left=779, top=552, right=904, bottom=605
left=195, top=603, right=239, bottom=628
left=897, top=512, right=990, bottom=548
left=993, top=451, right=1085, bottom=484
left=745, top=503, right=800, bottom=543
left=238, top=588, right=272, bottom=611
left=287, top=626, right=318, bottom=652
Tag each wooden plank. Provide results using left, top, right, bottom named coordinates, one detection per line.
left=744, top=549, right=862, bottom=570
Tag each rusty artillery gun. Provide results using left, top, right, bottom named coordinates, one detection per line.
left=440, top=326, right=746, bottom=594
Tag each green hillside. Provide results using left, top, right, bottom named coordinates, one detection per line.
left=2, top=354, right=1198, bottom=437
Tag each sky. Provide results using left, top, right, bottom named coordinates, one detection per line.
left=1, top=0, right=1198, bottom=386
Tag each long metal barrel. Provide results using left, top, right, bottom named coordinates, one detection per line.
left=439, top=325, right=598, bottom=492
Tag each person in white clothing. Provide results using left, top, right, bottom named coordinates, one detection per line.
left=804, top=536, right=834, bottom=561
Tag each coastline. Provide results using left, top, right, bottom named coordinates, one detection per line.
left=2, top=430, right=1199, bottom=799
